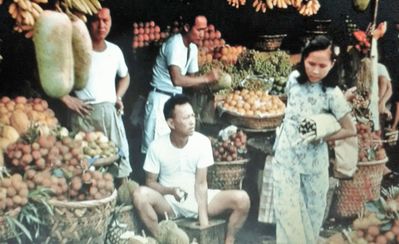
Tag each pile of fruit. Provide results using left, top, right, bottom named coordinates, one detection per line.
left=199, top=45, right=245, bottom=66
left=209, top=130, right=247, bottom=162
left=227, top=0, right=321, bottom=16
left=356, top=122, right=386, bottom=162
left=198, top=24, right=225, bottom=50
left=74, top=131, right=119, bottom=158
left=328, top=189, right=399, bottom=244
left=219, top=89, right=285, bottom=117
left=132, top=21, right=168, bottom=49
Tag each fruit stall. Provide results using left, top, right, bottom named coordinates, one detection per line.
left=0, top=0, right=398, bottom=243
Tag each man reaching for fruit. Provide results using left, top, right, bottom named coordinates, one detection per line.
left=141, top=14, right=219, bottom=155
left=134, top=95, right=250, bottom=244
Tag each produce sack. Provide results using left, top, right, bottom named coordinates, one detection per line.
left=353, top=0, right=370, bottom=11
left=333, top=135, right=358, bottom=178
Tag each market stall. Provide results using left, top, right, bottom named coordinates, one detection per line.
left=0, top=0, right=399, bottom=243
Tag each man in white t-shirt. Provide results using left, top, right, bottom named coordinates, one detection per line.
left=141, top=14, right=219, bottom=155
left=60, top=8, right=132, bottom=180
left=134, top=95, right=250, bottom=244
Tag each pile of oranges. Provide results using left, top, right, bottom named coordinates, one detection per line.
left=219, top=89, right=285, bottom=117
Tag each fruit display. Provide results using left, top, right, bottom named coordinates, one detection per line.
left=132, top=21, right=167, bottom=49
left=0, top=96, right=58, bottom=134
left=227, top=0, right=320, bottom=16
left=356, top=122, right=386, bottom=162
left=199, top=49, right=292, bottom=96
left=6, top=0, right=46, bottom=38
left=209, top=129, right=247, bottom=162
left=74, top=131, right=119, bottom=159
left=0, top=173, right=29, bottom=213
left=328, top=189, right=399, bottom=244
left=219, top=89, right=285, bottom=117
left=198, top=24, right=225, bottom=51
left=4, top=0, right=102, bottom=38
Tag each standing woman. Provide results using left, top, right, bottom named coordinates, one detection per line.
left=272, top=35, right=356, bottom=244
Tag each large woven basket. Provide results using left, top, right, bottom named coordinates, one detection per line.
left=208, top=159, right=249, bottom=190
left=38, top=190, right=117, bottom=244
left=0, top=207, right=21, bottom=242
left=218, top=107, right=284, bottom=130
left=335, top=157, right=388, bottom=218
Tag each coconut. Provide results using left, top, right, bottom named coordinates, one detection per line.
left=157, top=220, right=189, bottom=244
left=117, top=180, right=139, bottom=205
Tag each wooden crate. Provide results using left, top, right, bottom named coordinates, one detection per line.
left=174, top=218, right=226, bottom=244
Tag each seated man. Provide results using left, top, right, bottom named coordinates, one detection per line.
left=133, top=95, right=250, bottom=244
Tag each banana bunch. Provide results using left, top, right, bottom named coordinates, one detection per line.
left=297, top=0, right=320, bottom=16
left=227, top=0, right=246, bottom=8
left=63, top=0, right=102, bottom=16
left=252, top=0, right=292, bottom=13
left=8, top=0, right=46, bottom=38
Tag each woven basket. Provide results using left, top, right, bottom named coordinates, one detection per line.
left=38, top=190, right=117, bottom=244
left=335, top=157, right=388, bottom=217
left=254, top=34, right=287, bottom=51
left=208, top=159, right=249, bottom=190
left=0, top=207, right=21, bottom=242
left=218, top=107, right=284, bottom=130
left=114, top=205, right=143, bottom=234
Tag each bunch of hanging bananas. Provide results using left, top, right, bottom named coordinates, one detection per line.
left=226, top=0, right=246, bottom=8
left=251, top=0, right=320, bottom=15
left=7, top=0, right=46, bottom=37
left=297, top=0, right=320, bottom=16
left=62, top=0, right=102, bottom=16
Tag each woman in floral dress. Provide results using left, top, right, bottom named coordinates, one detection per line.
left=272, top=35, right=357, bottom=244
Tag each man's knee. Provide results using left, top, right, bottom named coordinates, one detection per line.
left=234, top=190, right=250, bottom=212
left=133, top=186, right=152, bottom=206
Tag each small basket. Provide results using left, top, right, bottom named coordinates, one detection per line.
left=0, top=207, right=21, bottom=242
left=218, top=107, right=284, bottom=130
left=254, top=34, right=287, bottom=51
left=207, top=159, right=249, bottom=190
left=38, top=190, right=117, bottom=244
left=335, top=157, right=388, bottom=218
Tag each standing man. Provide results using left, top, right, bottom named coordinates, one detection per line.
left=141, top=14, right=219, bottom=155
left=134, top=95, right=250, bottom=244
left=61, top=8, right=132, bottom=180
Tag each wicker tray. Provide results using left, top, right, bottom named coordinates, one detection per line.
left=38, top=190, right=117, bottom=244
left=217, top=106, right=284, bottom=130
left=335, top=157, right=388, bottom=218
left=208, top=159, right=249, bottom=190
left=0, top=207, right=21, bottom=242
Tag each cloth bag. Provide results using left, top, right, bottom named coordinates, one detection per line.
left=333, top=135, right=358, bottom=178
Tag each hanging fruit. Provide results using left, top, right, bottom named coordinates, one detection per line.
left=353, top=0, right=370, bottom=11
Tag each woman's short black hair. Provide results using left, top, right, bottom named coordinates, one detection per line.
left=297, top=35, right=339, bottom=89
left=163, top=94, right=191, bottom=120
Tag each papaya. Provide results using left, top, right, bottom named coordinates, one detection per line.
left=353, top=0, right=370, bottom=11
left=71, top=16, right=92, bottom=90
left=33, top=11, right=74, bottom=98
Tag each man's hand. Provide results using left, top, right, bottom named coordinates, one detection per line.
left=60, top=95, right=92, bottom=116
left=115, top=98, right=124, bottom=115
left=205, top=69, right=220, bottom=84
left=172, top=187, right=187, bottom=202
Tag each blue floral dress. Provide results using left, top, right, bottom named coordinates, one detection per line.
left=272, top=71, right=350, bottom=244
